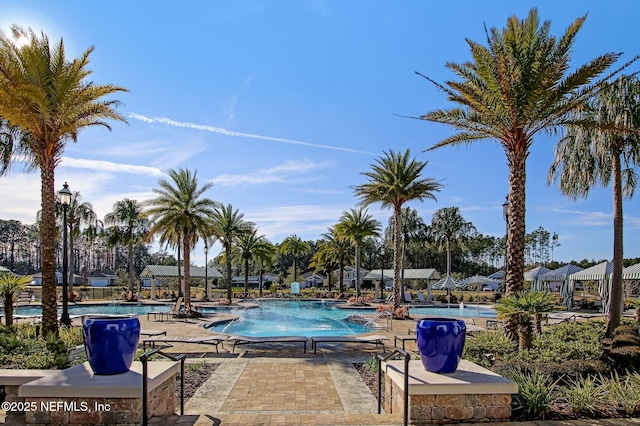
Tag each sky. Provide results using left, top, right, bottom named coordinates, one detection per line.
left=0, top=1, right=638, bottom=267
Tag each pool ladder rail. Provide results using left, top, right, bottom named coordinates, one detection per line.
left=363, top=311, right=391, bottom=332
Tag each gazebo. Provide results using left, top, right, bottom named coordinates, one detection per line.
left=566, top=261, right=613, bottom=312
left=525, top=266, right=551, bottom=292
left=537, top=264, right=583, bottom=292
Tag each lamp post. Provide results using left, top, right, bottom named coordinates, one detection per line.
left=502, top=195, right=509, bottom=293
left=59, top=182, right=72, bottom=326
left=204, top=242, right=209, bottom=301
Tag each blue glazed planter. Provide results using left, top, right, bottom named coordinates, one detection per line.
left=416, top=318, right=466, bottom=374
left=83, top=316, right=140, bottom=375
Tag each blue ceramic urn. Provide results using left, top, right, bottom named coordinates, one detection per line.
left=83, top=315, right=141, bottom=375
left=416, top=318, right=466, bottom=374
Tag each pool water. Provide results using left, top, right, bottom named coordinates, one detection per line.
left=13, top=304, right=170, bottom=317
left=205, top=300, right=496, bottom=337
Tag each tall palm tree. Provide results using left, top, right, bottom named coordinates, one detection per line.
left=62, top=191, right=96, bottom=299
left=0, top=26, right=127, bottom=335
left=233, top=227, right=268, bottom=295
left=280, top=235, right=311, bottom=283
left=314, top=226, right=353, bottom=295
left=210, top=204, right=253, bottom=304
left=429, top=207, right=476, bottom=276
left=145, top=168, right=218, bottom=312
left=548, top=75, right=640, bottom=336
left=254, top=239, right=276, bottom=297
left=417, top=8, right=630, bottom=296
left=354, top=149, right=442, bottom=309
left=104, top=199, right=148, bottom=292
left=335, top=208, right=381, bottom=299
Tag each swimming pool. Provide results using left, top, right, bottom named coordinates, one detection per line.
left=205, top=300, right=496, bottom=337
left=13, top=304, right=170, bottom=317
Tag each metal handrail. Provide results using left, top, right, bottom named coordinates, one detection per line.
left=377, top=348, right=411, bottom=426
left=140, top=349, right=186, bottom=426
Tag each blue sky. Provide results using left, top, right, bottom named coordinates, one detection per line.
left=0, top=1, right=638, bottom=267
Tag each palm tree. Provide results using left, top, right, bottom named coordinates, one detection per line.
left=0, top=274, right=31, bottom=326
left=429, top=207, right=476, bottom=276
left=104, top=199, right=148, bottom=292
left=62, top=191, right=96, bottom=299
left=313, top=226, right=353, bottom=295
left=548, top=75, right=640, bottom=336
left=280, top=235, right=311, bottom=283
left=354, top=149, right=442, bottom=309
left=233, top=228, right=268, bottom=295
left=417, top=8, right=630, bottom=296
left=254, top=239, right=276, bottom=297
left=335, top=208, right=381, bottom=299
left=0, top=26, right=127, bottom=335
left=495, top=291, right=557, bottom=349
left=210, top=204, right=254, bottom=304
left=145, top=168, right=218, bottom=312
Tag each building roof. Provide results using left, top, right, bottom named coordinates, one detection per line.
left=363, top=269, right=440, bottom=281
left=140, top=265, right=223, bottom=279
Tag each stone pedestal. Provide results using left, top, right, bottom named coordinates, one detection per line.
left=16, top=361, right=179, bottom=425
left=382, top=359, right=518, bottom=425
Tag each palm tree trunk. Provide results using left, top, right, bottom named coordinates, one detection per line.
left=128, top=242, right=135, bottom=292
left=339, top=259, right=344, bottom=295
left=259, top=265, right=264, bottom=297
left=393, top=206, right=402, bottom=310
left=293, top=257, right=298, bottom=282
left=183, top=230, right=191, bottom=311
left=446, top=239, right=451, bottom=276
left=4, top=294, right=14, bottom=326
left=244, top=258, right=249, bottom=294
left=506, top=153, right=527, bottom=295
left=40, top=165, right=58, bottom=337
left=226, top=242, right=233, bottom=303
left=355, top=245, right=361, bottom=299
left=606, top=153, right=624, bottom=336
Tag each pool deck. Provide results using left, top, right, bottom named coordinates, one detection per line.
left=1, top=304, right=614, bottom=426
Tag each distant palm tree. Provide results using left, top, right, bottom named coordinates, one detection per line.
left=549, top=75, right=640, bottom=336
left=417, top=8, right=629, bottom=296
left=233, top=228, right=268, bottom=294
left=280, top=235, right=311, bottom=283
left=311, top=226, right=353, bottom=295
left=429, top=207, right=476, bottom=276
left=0, top=274, right=31, bottom=326
left=210, top=204, right=254, bottom=304
left=104, top=199, right=148, bottom=292
left=61, top=191, right=96, bottom=299
left=254, top=239, right=276, bottom=297
left=335, top=208, right=381, bottom=299
left=354, top=149, right=441, bottom=308
left=145, top=168, right=217, bottom=312
left=0, top=26, right=127, bottom=336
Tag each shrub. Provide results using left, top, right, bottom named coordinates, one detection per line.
left=463, top=331, right=517, bottom=367
left=608, top=346, right=640, bottom=371
left=605, top=371, right=640, bottom=415
left=561, top=375, right=608, bottom=415
left=506, top=368, right=559, bottom=419
left=612, top=332, right=640, bottom=348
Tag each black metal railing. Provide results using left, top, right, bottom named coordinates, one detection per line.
left=377, top=348, right=411, bottom=426
left=140, top=349, right=186, bottom=426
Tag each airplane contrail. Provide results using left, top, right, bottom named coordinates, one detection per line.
left=129, top=113, right=376, bottom=156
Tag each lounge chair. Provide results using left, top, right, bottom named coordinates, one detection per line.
left=226, top=334, right=309, bottom=353
left=393, top=328, right=417, bottom=351
left=486, top=319, right=504, bottom=330
left=148, top=297, right=182, bottom=322
left=142, top=334, right=226, bottom=353
left=546, top=313, right=577, bottom=326
left=403, top=292, right=414, bottom=304
left=416, top=292, right=431, bottom=304
left=311, top=334, right=388, bottom=354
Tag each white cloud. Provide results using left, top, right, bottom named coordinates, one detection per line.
left=129, top=113, right=376, bottom=155
left=551, top=208, right=612, bottom=226
left=211, top=159, right=333, bottom=186
left=60, top=157, right=165, bottom=177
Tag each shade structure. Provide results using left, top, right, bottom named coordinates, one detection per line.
left=431, top=275, right=461, bottom=291
left=487, top=270, right=504, bottom=280
left=538, top=264, right=584, bottom=293
left=567, top=261, right=613, bottom=312
left=524, top=266, right=552, bottom=291
left=623, top=263, right=640, bottom=280
left=458, top=275, right=500, bottom=291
